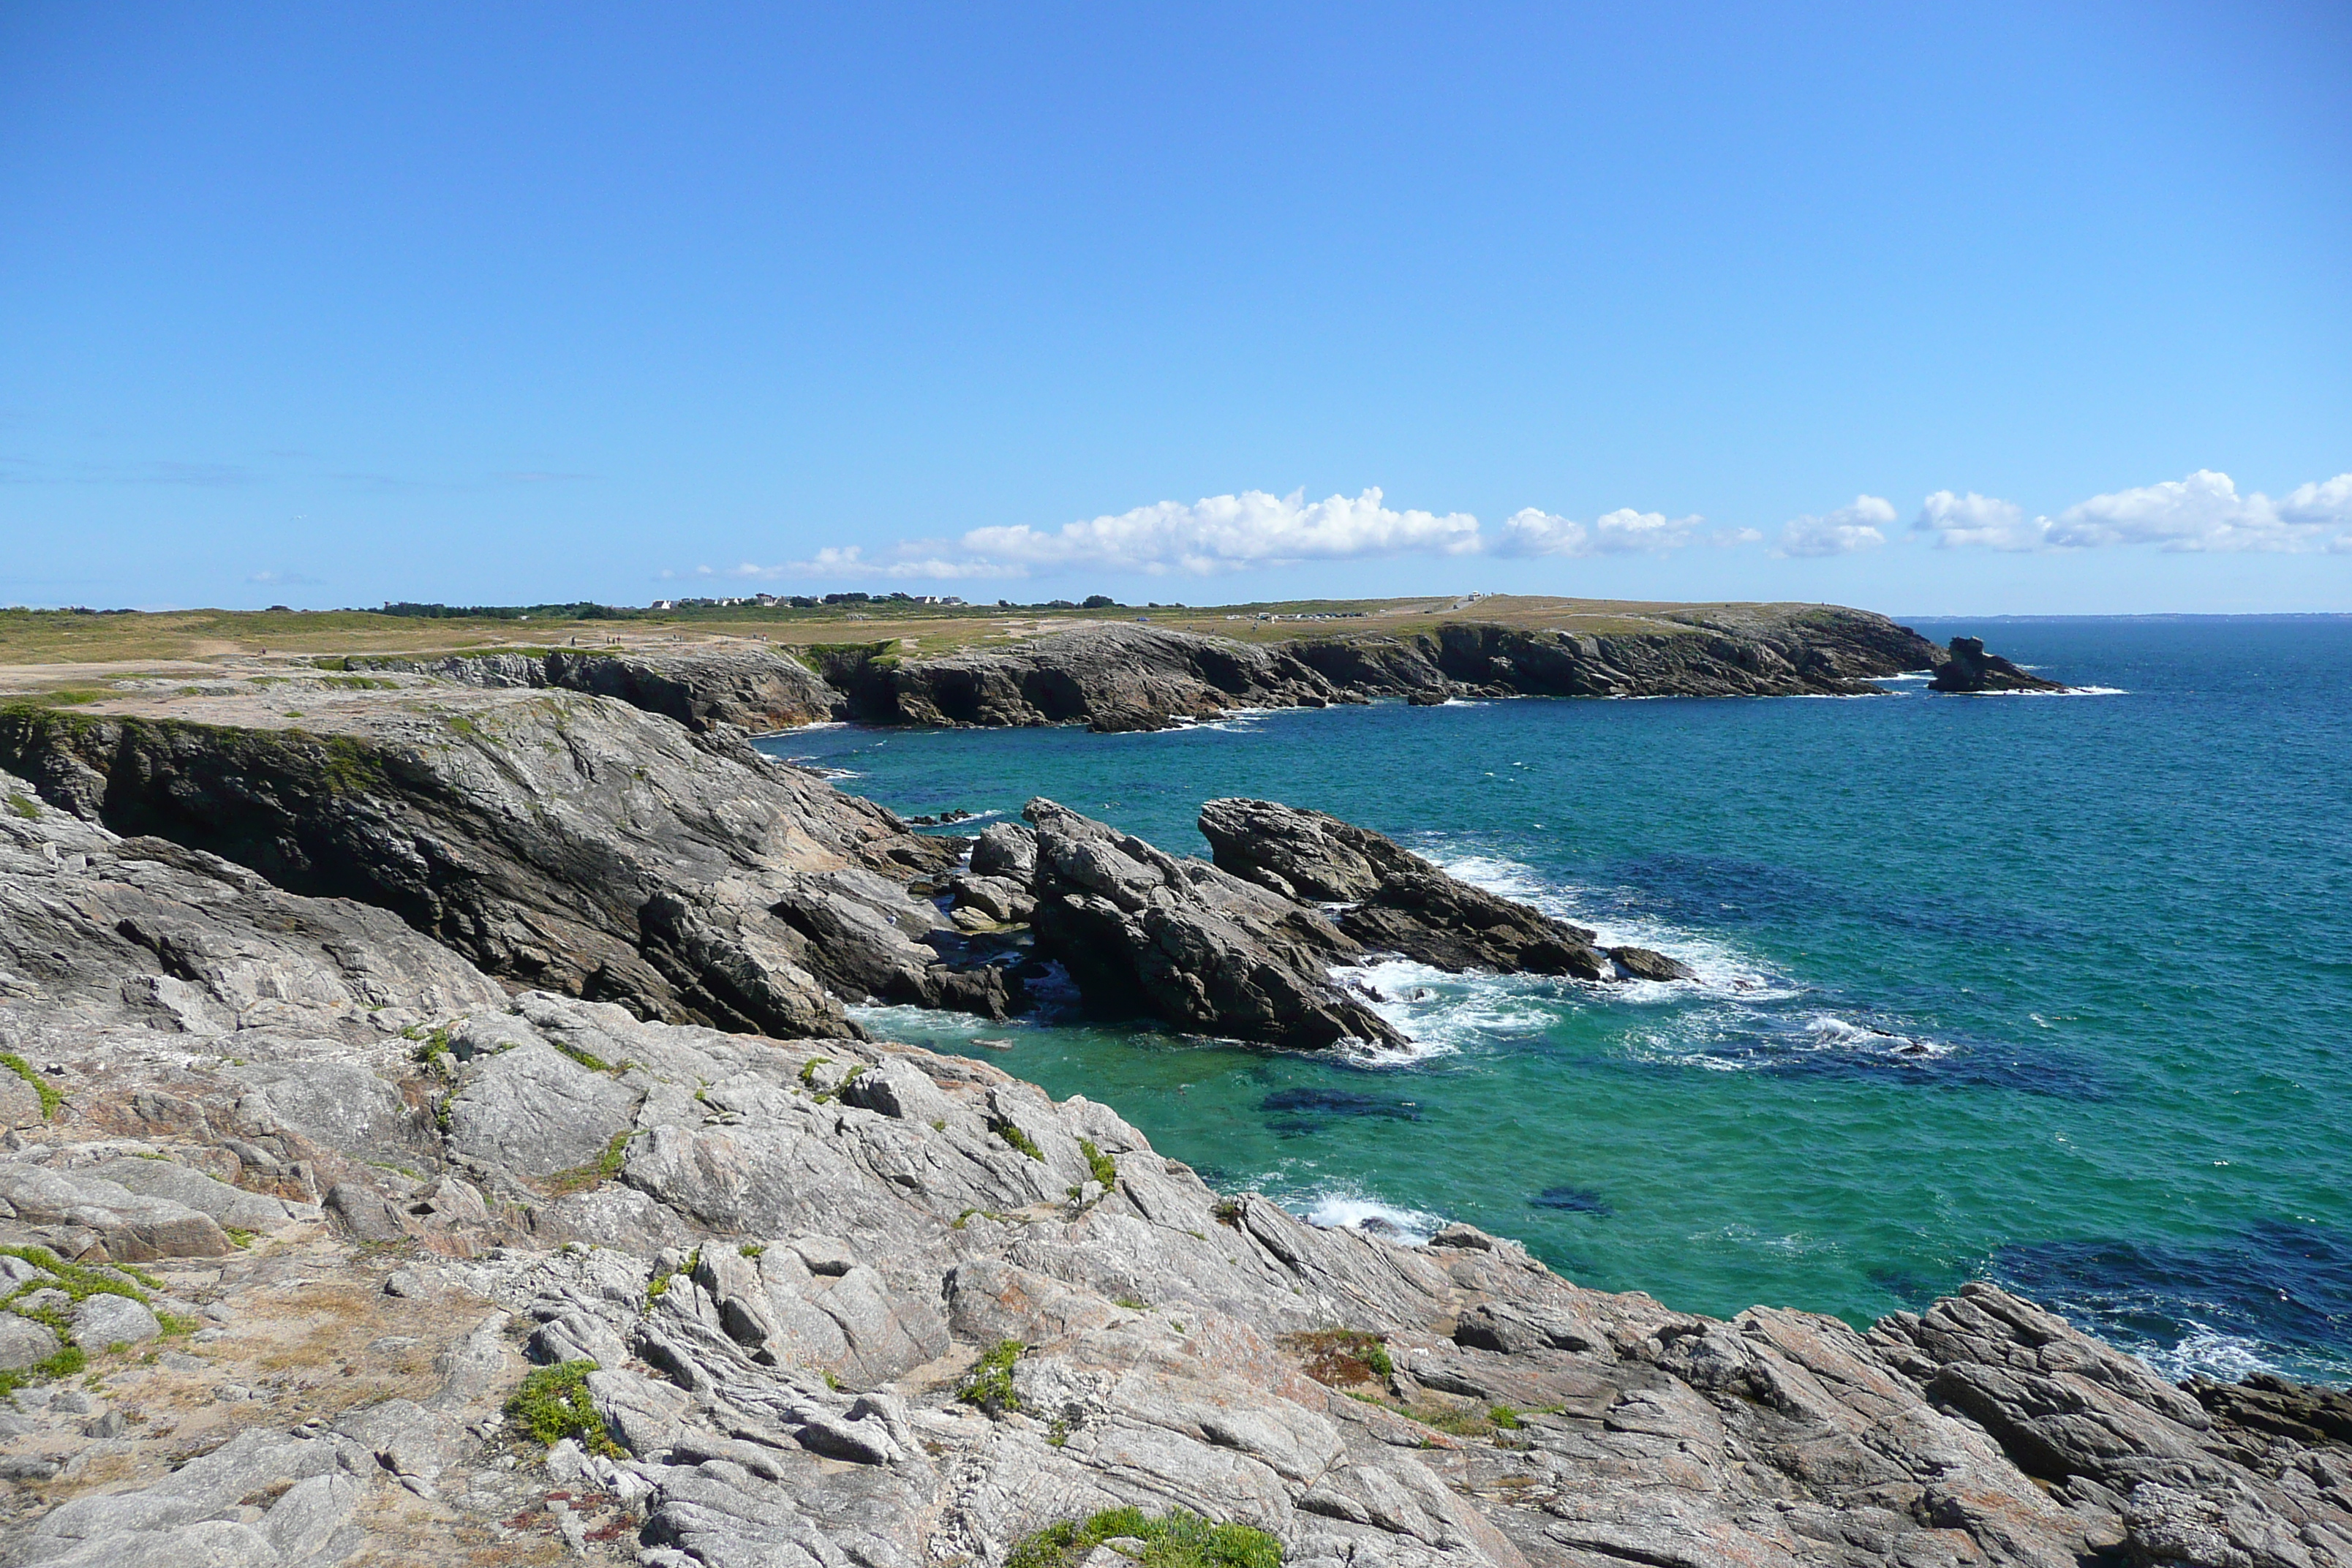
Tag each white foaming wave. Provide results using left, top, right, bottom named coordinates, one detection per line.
left=1180, top=706, right=1275, bottom=734
left=1424, top=849, right=1798, bottom=1002
left=1958, top=685, right=2127, bottom=698
left=1800, top=1013, right=1950, bottom=1059
left=1622, top=1005, right=1950, bottom=1073
left=1293, top=1189, right=1447, bottom=1245
left=2134, top=1325, right=2282, bottom=1384
left=1333, top=958, right=1563, bottom=1063
left=847, top=1001, right=1002, bottom=1046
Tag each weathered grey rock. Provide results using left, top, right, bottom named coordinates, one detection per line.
left=0, top=693, right=968, bottom=1039
left=1022, top=799, right=1404, bottom=1049
left=0, top=764, right=505, bottom=1039
left=349, top=642, right=846, bottom=731
left=0, top=1161, right=230, bottom=1261
left=23, top=1425, right=363, bottom=1561
left=1196, top=798, right=1422, bottom=902
left=443, top=1040, right=639, bottom=1180
left=1199, top=799, right=1615, bottom=981
left=810, top=607, right=1959, bottom=731
left=1929, top=636, right=2068, bottom=693
left=86, top=1156, right=296, bottom=1232
left=323, top=1181, right=407, bottom=1243
left=73, top=1290, right=162, bottom=1346
left=948, top=872, right=1036, bottom=925
left=814, top=623, right=1349, bottom=731
left=589, top=1365, right=690, bottom=1455
left=231, top=1060, right=429, bottom=1169
left=1606, top=944, right=1695, bottom=981
left=0, top=1313, right=59, bottom=1371
left=970, top=821, right=1039, bottom=881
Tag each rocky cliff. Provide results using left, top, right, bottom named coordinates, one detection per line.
left=0, top=658, right=2334, bottom=1568
left=0, top=685, right=1007, bottom=1041
left=340, top=645, right=847, bottom=733
left=805, top=606, right=1958, bottom=732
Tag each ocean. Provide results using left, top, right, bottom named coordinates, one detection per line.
left=756, top=616, right=2352, bottom=1384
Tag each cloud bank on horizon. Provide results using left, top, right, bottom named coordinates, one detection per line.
left=687, top=469, right=2352, bottom=584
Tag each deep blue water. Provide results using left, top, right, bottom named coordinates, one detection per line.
left=760, top=617, right=2352, bottom=1384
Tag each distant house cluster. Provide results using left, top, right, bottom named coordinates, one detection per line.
left=645, top=592, right=967, bottom=611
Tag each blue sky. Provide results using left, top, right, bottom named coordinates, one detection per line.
left=3, top=1, right=2347, bottom=614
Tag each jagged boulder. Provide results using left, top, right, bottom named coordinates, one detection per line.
left=1929, top=636, right=2068, bottom=693
left=1199, top=799, right=1616, bottom=981
left=1022, top=799, right=1405, bottom=1049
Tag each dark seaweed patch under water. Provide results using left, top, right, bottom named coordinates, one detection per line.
left=1530, top=1186, right=1613, bottom=1215
left=1259, top=1088, right=1425, bottom=1122
left=1994, top=1221, right=2352, bottom=1383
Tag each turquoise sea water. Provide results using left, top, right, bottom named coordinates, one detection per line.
left=758, top=617, right=2352, bottom=1383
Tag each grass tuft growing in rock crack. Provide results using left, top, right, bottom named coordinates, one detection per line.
left=504, top=1360, right=622, bottom=1457
left=0, top=1055, right=63, bottom=1120
left=994, top=1122, right=1044, bottom=1161
left=1078, top=1138, right=1116, bottom=1188
left=553, top=1041, right=613, bottom=1074
left=1006, top=1507, right=1282, bottom=1568
left=546, top=1130, right=635, bottom=1196
left=955, top=1338, right=1025, bottom=1414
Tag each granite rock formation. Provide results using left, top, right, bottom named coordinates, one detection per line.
left=0, top=662, right=2338, bottom=1568
left=0, top=690, right=994, bottom=1041
left=1196, top=800, right=1620, bottom=982
left=344, top=644, right=848, bottom=732
left=937, top=800, right=1698, bottom=1044
left=813, top=607, right=1959, bottom=732
left=1017, top=800, right=1406, bottom=1049
left=1928, top=637, right=2069, bottom=693
left=810, top=624, right=1350, bottom=733
left=0, top=813, right=2342, bottom=1568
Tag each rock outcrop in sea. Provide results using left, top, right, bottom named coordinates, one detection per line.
left=1927, top=637, right=2069, bottom=694
left=0, top=652, right=2333, bottom=1568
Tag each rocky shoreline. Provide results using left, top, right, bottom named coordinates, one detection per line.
left=308, top=603, right=2057, bottom=738
left=0, top=647, right=2328, bottom=1568
left=796, top=606, right=1980, bottom=733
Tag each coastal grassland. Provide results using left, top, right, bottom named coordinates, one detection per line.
left=0, top=595, right=1784, bottom=690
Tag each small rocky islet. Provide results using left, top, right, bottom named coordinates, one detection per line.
left=1, top=619, right=2339, bottom=1568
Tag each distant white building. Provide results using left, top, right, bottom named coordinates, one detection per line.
left=650, top=599, right=679, bottom=611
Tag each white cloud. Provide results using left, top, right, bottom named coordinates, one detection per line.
left=1776, top=495, right=1893, bottom=557
left=956, top=488, right=1481, bottom=576
left=1491, top=507, right=1708, bottom=557
left=723, top=489, right=1483, bottom=582
left=1916, top=470, right=2352, bottom=554
left=1915, top=491, right=2040, bottom=551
